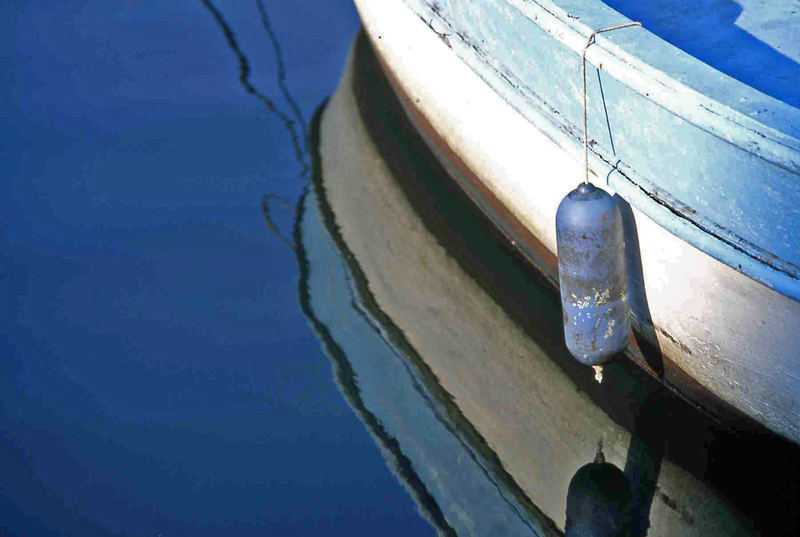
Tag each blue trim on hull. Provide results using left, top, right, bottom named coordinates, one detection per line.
left=404, top=0, right=800, bottom=300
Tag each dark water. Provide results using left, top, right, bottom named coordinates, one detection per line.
left=4, top=1, right=800, bottom=536
left=1, top=1, right=435, bottom=535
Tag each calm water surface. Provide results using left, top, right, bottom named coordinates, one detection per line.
left=2, top=1, right=435, bottom=535
left=4, top=1, right=800, bottom=536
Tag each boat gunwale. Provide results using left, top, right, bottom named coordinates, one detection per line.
left=508, top=0, right=800, bottom=171
left=405, top=0, right=800, bottom=300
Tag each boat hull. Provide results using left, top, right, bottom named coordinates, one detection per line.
left=353, top=0, right=800, bottom=444
left=309, top=37, right=781, bottom=533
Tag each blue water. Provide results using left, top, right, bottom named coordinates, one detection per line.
left=1, top=1, right=435, bottom=535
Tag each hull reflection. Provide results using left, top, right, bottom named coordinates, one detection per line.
left=297, top=108, right=558, bottom=537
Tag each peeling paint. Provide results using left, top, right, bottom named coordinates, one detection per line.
left=604, top=318, right=616, bottom=339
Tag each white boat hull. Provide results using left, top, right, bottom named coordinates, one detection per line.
left=354, top=0, right=800, bottom=444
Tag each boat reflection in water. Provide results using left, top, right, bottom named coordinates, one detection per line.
left=294, top=33, right=800, bottom=536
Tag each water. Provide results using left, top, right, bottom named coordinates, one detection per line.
left=1, top=1, right=433, bottom=535
left=4, top=1, right=800, bottom=536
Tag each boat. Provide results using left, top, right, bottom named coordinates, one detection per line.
left=296, top=36, right=800, bottom=535
left=351, top=0, right=800, bottom=445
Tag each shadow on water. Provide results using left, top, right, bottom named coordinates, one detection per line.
left=345, top=30, right=800, bottom=535
left=602, top=0, right=800, bottom=108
